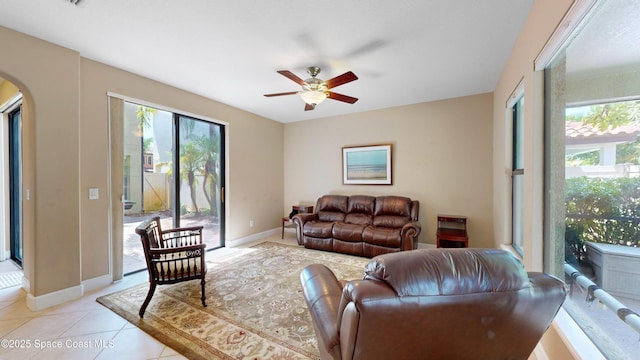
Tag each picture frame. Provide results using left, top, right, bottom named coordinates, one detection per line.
left=342, top=144, right=392, bottom=185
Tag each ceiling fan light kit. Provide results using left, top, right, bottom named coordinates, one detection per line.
left=264, top=66, right=358, bottom=111
left=300, top=89, right=327, bottom=106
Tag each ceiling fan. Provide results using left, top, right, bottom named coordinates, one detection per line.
left=264, top=66, right=358, bottom=111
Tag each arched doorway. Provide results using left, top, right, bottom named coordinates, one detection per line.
left=0, top=77, right=24, bottom=288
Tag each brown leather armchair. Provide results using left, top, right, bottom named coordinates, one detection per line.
left=300, top=248, right=566, bottom=360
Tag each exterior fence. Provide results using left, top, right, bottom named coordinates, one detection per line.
left=126, top=173, right=217, bottom=214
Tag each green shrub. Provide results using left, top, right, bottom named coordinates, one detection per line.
left=565, top=176, right=640, bottom=263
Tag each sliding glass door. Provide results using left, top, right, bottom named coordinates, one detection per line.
left=8, top=106, right=22, bottom=267
left=176, top=115, right=223, bottom=245
left=123, top=102, right=224, bottom=274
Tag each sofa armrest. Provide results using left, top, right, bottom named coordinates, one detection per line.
left=300, top=264, right=344, bottom=360
left=292, top=213, right=318, bottom=245
left=400, top=221, right=422, bottom=250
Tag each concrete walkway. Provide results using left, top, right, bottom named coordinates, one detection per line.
left=123, top=212, right=221, bottom=274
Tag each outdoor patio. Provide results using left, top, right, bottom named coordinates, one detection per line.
left=123, top=212, right=221, bottom=274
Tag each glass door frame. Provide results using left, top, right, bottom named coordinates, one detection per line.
left=173, top=112, right=226, bottom=248
left=8, top=104, right=23, bottom=267
left=112, top=95, right=227, bottom=277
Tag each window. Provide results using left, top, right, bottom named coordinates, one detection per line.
left=511, top=95, right=524, bottom=255
left=543, top=1, right=640, bottom=358
left=143, top=153, right=153, bottom=171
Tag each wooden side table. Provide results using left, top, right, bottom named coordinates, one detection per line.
left=282, top=205, right=313, bottom=239
left=436, top=215, right=468, bottom=248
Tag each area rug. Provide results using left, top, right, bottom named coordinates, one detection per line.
left=97, top=242, right=369, bottom=359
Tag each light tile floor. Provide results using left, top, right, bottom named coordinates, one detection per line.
left=0, top=232, right=298, bottom=360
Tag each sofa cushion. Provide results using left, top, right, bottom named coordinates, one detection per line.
left=316, top=195, right=348, bottom=222
left=362, top=226, right=402, bottom=248
left=364, top=248, right=530, bottom=297
left=344, top=213, right=372, bottom=225
left=344, top=195, right=375, bottom=225
left=372, top=196, right=411, bottom=228
left=333, top=223, right=367, bottom=242
left=303, top=221, right=335, bottom=238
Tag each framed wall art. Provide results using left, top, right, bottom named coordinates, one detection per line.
left=342, top=144, right=392, bottom=185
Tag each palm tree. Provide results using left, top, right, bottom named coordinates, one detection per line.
left=568, top=100, right=640, bottom=165
left=136, top=105, right=157, bottom=212
left=196, top=130, right=220, bottom=217
left=143, top=137, right=154, bottom=154
left=579, top=100, right=640, bottom=131
left=137, top=106, right=156, bottom=131
left=180, top=141, right=202, bottom=215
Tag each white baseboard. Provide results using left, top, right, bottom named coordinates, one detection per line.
left=26, top=283, right=83, bottom=311
left=24, top=274, right=112, bottom=311
left=82, top=274, right=112, bottom=293
left=227, top=228, right=279, bottom=247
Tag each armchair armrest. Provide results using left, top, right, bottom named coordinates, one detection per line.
left=338, top=279, right=399, bottom=360
left=300, top=264, right=344, bottom=359
left=149, top=243, right=206, bottom=257
left=292, top=213, right=318, bottom=245
left=400, top=221, right=421, bottom=250
left=526, top=272, right=567, bottom=328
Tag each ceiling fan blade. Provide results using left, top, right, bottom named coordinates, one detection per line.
left=327, top=91, right=358, bottom=104
left=277, top=70, right=305, bottom=85
left=263, top=91, right=298, bottom=97
left=305, top=103, right=315, bottom=111
left=325, top=71, right=358, bottom=89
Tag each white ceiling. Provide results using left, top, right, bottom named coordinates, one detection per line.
left=0, top=0, right=534, bottom=123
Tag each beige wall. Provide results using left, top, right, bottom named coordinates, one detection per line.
left=0, top=26, right=80, bottom=298
left=284, top=93, right=494, bottom=246
left=0, top=25, right=284, bottom=304
left=492, top=0, right=574, bottom=269
left=492, top=0, right=576, bottom=358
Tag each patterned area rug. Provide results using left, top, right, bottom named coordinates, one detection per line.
left=97, top=242, right=369, bottom=359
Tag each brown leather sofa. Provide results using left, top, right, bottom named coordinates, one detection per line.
left=292, top=195, right=421, bottom=257
left=300, top=248, right=567, bottom=360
